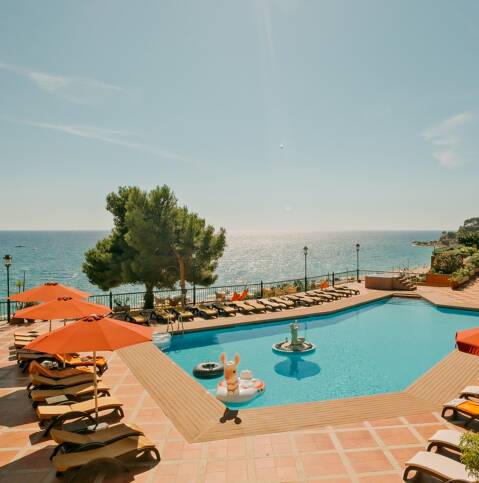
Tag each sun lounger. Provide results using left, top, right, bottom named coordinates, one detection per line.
left=212, top=302, right=237, bottom=316
left=297, top=293, right=323, bottom=304
left=27, top=372, right=97, bottom=394
left=227, top=301, right=255, bottom=314
left=37, top=396, right=124, bottom=435
left=52, top=434, right=160, bottom=474
left=245, top=300, right=268, bottom=313
left=442, top=398, right=479, bottom=426
left=270, top=296, right=294, bottom=308
left=323, top=288, right=351, bottom=298
left=29, top=360, right=91, bottom=379
left=171, top=307, right=195, bottom=321
left=403, top=451, right=474, bottom=482
left=49, top=422, right=144, bottom=459
left=309, top=291, right=337, bottom=301
left=126, top=309, right=151, bottom=326
left=30, top=383, right=111, bottom=407
left=153, top=307, right=175, bottom=323
left=288, top=294, right=317, bottom=306
left=258, top=298, right=282, bottom=311
left=335, top=285, right=360, bottom=295
left=426, top=429, right=462, bottom=453
left=188, top=304, right=218, bottom=319
left=54, top=354, right=108, bottom=375
left=458, top=386, right=479, bottom=400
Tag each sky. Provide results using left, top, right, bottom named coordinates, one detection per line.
left=0, top=0, right=478, bottom=232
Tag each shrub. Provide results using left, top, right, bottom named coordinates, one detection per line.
left=460, top=432, right=479, bottom=480
left=432, top=251, right=464, bottom=274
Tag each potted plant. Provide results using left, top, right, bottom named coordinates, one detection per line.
left=460, top=432, right=479, bottom=481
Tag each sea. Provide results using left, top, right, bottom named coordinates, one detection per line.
left=0, top=230, right=438, bottom=299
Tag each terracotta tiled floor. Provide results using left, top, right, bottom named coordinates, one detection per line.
left=0, top=282, right=478, bottom=481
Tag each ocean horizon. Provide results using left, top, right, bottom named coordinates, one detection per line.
left=0, top=230, right=438, bottom=299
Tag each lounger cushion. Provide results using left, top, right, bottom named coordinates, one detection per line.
left=29, top=372, right=95, bottom=387
left=31, top=383, right=109, bottom=401
left=36, top=396, right=122, bottom=420
left=461, top=386, right=479, bottom=395
left=405, top=451, right=474, bottom=482
left=428, top=429, right=462, bottom=448
left=50, top=422, right=143, bottom=445
left=53, top=435, right=156, bottom=472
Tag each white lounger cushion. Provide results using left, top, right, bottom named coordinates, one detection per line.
left=444, top=398, right=468, bottom=408
left=406, top=451, right=474, bottom=482
left=428, top=429, right=462, bottom=448
left=461, top=386, right=479, bottom=396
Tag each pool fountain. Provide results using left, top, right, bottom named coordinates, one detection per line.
left=272, top=321, right=316, bottom=354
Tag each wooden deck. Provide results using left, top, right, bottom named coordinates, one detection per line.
left=119, top=340, right=479, bottom=443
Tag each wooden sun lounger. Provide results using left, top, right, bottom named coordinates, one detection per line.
left=313, top=290, right=341, bottom=300
left=323, top=288, right=351, bottom=298
left=29, top=361, right=92, bottom=379
left=403, top=451, right=474, bottom=482
left=227, top=301, right=255, bottom=314
left=289, top=294, right=318, bottom=306
left=297, top=293, right=323, bottom=304
left=37, top=396, right=124, bottom=435
left=426, top=429, right=462, bottom=453
left=171, top=307, right=195, bottom=321
left=212, top=303, right=237, bottom=316
left=153, top=308, right=175, bottom=323
left=188, top=304, right=218, bottom=319
left=270, top=297, right=294, bottom=308
left=306, top=290, right=341, bottom=302
left=335, top=285, right=360, bottom=295
left=245, top=300, right=268, bottom=313
left=30, top=383, right=111, bottom=407
left=27, top=373, right=96, bottom=394
left=126, top=309, right=151, bottom=326
left=257, top=298, right=282, bottom=311
left=458, top=385, right=479, bottom=400
left=50, top=422, right=144, bottom=459
left=52, top=435, right=160, bottom=474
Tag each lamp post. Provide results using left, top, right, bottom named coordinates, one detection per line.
left=355, top=244, right=360, bottom=283
left=303, top=246, right=308, bottom=291
left=3, top=255, right=12, bottom=323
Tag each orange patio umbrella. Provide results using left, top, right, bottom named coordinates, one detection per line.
left=26, top=314, right=152, bottom=416
left=9, top=281, right=90, bottom=303
left=14, top=297, right=111, bottom=331
left=456, top=327, right=479, bottom=356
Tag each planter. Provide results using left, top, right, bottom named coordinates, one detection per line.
left=423, top=273, right=452, bottom=287
left=451, top=276, right=470, bottom=290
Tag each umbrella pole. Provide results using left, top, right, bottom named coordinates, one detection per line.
left=93, top=350, right=98, bottom=419
left=49, top=319, right=52, bottom=332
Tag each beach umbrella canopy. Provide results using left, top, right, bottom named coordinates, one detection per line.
left=13, top=297, right=110, bottom=321
left=456, top=327, right=479, bottom=356
left=9, top=281, right=90, bottom=303
left=25, top=314, right=152, bottom=416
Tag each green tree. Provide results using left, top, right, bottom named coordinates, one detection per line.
left=460, top=432, right=479, bottom=480
left=83, top=185, right=226, bottom=308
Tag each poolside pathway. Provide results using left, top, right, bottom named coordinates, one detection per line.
left=1, top=282, right=478, bottom=482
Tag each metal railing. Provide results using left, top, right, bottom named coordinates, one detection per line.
left=0, top=268, right=425, bottom=321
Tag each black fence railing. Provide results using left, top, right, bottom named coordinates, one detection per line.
left=0, top=269, right=425, bottom=321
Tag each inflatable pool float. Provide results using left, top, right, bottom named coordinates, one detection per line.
left=193, top=361, right=224, bottom=379
left=215, top=352, right=265, bottom=404
left=153, top=332, right=172, bottom=351
left=216, top=370, right=265, bottom=403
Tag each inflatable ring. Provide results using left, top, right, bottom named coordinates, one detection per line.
left=193, top=361, right=224, bottom=379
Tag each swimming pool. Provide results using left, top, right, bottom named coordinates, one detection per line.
left=161, top=298, right=479, bottom=408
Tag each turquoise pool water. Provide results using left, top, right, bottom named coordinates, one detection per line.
left=161, top=298, right=479, bottom=408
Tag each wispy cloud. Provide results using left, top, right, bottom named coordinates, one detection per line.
left=422, top=112, right=474, bottom=168
left=23, top=120, right=192, bottom=164
left=0, top=61, right=124, bottom=103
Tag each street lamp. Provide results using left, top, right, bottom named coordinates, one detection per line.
left=303, top=246, right=308, bottom=291
left=3, top=255, right=12, bottom=323
left=355, top=244, right=360, bottom=283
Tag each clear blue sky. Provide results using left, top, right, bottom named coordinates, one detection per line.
left=1, top=0, right=478, bottom=231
